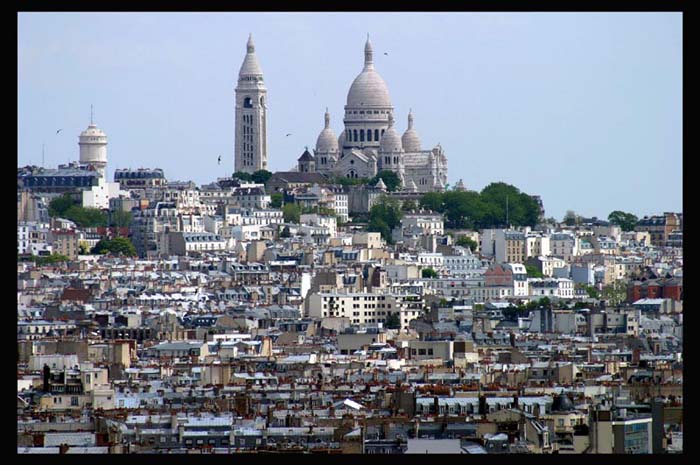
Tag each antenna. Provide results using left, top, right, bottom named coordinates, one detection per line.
left=42, top=143, right=45, bottom=168
left=90, top=104, right=94, bottom=124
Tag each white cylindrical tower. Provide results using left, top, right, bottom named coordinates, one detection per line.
left=79, top=120, right=108, bottom=179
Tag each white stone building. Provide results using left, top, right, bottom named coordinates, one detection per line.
left=298, top=37, right=447, bottom=191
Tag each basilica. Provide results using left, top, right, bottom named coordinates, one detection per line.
left=234, top=35, right=448, bottom=193
left=301, top=37, right=448, bottom=193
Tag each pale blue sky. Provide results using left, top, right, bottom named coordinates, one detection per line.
left=18, top=12, right=682, bottom=220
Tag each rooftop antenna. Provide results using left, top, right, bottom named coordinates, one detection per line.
left=90, top=104, right=94, bottom=124
left=42, top=143, right=45, bottom=168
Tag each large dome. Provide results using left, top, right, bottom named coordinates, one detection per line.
left=346, top=38, right=392, bottom=108
left=316, top=109, right=339, bottom=153
left=346, top=70, right=392, bottom=108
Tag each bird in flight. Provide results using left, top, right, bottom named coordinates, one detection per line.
left=217, top=155, right=221, bottom=165
left=56, top=129, right=62, bottom=134
left=384, top=52, right=388, bottom=56
left=286, top=133, right=292, bottom=137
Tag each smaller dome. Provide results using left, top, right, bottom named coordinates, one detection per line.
left=374, top=177, right=387, bottom=191
left=379, top=114, right=403, bottom=153
left=401, top=110, right=422, bottom=152
left=79, top=124, right=107, bottom=140
left=315, top=109, right=339, bottom=153
left=455, top=179, right=466, bottom=191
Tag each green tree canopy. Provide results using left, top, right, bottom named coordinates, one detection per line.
left=283, top=203, right=302, bottom=223
left=91, top=237, right=137, bottom=256
left=48, top=194, right=78, bottom=218
left=232, top=171, right=253, bottom=182
left=385, top=312, right=401, bottom=329
left=418, top=182, right=539, bottom=229
left=563, top=210, right=578, bottom=226
left=109, top=210, right=133, bottom=228
left=608, top=210, right=638, bottom=231
left=370, top=170, right=402, bottom=192
left=525, top=264, right=544, bottom=278
left=31, top=253, right=70, bottom=266
left=401, top=199, right=418, bottom=212
left=251, top=169, right=273, bottom=184
left=455, top=236, right=478, bottom=252
left=422, top=268, right=438, bottom=278
left=368, top=195, right=402, bottom=243
left=63, top=206, right=108, bottom=228
left=270, top=193, right=283, bottom=209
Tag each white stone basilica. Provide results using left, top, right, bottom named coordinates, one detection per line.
left=233, top=34, right=447, bottom=192
left=305, top=37, right=448, bottom=193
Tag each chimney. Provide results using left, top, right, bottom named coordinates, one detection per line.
left=42, top=364, right=51, bottom=392
left=478, top=395, right=487, bottom=415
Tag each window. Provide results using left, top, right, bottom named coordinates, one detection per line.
left=360, top=130, right=365, bottom=142
left=374, top=129, right=379, bottom=140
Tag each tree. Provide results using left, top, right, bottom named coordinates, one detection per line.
left=280, top=226, right=291, bottom=238
left=110, top=210, right=133, bottom=228
left=32, top=253, right=70, bottom=266
left=251, top=169, right=272, bottom=185
left=608, top=210, right=638, bottom=232
left=455, top=236, right=477, bottom=252
left=525, top=264, right=544, bottom=278
left=602, top=280, right=627, bottom=306
left=385, top=313, right=401, bottom=329
left=232, top=171, right=253, bottom=182
left=420, top=192, right=444, bottom=212
left=283, top=203, right=302, bottom=223
left=270, top=193, right=283, bottom=209
left=368, top=195, right=402, bottom=243
left=91, top=237, right=137, bottom=256
left=63, top=206, right=108, bottom=228
left=370, top=170, right=402, bottom=192
left=48, top=193, right=77, bottom=218
left=402, top=199, right=417, bottom=212
left=563, top=210, right=578, bottom=226
left=422, top=268, right=438, bottom=278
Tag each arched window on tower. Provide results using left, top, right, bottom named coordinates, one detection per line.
left=385, top=156, right=390, bottom=165
left=381, top=129, right=385, bottom=136
left=394, top=156, right=399, bottom=164
left=374, top=129, right=379, bottom=141
left=244, top=97, right=253, bottom=108
left=353, top=130, right=358, bottom=142
left=360, top=130, right=365, bottom=142
left=367, top=130, right=372, bottom=142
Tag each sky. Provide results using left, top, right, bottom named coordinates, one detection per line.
left=18, top=12, right=682, bottom=220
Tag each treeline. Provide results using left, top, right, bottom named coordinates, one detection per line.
left=420, top=182, right=540, bottom=229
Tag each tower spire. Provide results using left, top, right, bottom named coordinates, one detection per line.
left=90, top=104, right=93, bottom=125
left=408, top=109, right=414, bottom=129
left=324, top=108, right=330, bottom=129
left=364, top=34, right=373, bottom=70
left=247, top=33, right=255, bottom=53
